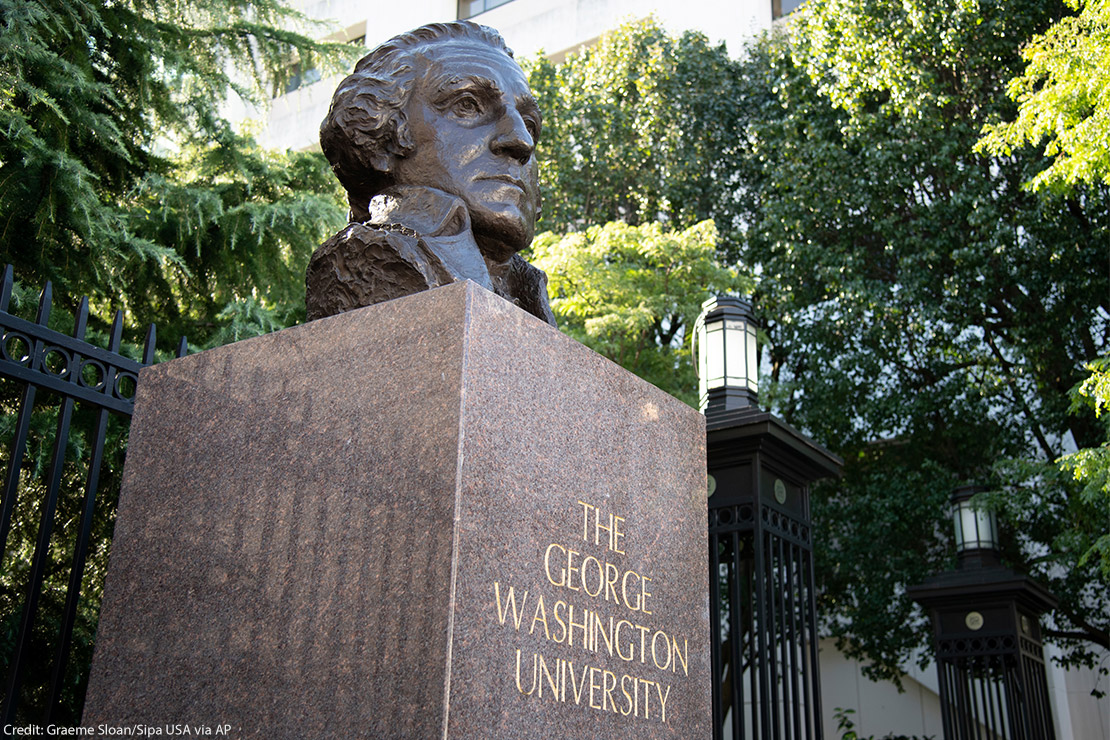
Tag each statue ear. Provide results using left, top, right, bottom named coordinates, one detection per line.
left=366, top=150, right=395, bottom=174
left=378, top=116, right=415, bottom=174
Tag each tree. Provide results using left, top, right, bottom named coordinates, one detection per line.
left=529, top=220, right=747, bottom=405
left=520, top=18, right=754, bottom=415
left=523, top=18, right=748, bottom=256
left=977, top=0, right=1110, bottom=192
left=974, top=0, right=1110, bottom=602
left=1057, top=359, right=1110, bottom=582
left=0, top=0, right=355, bottom=721
left=0, top=0, right=354, bottom=347
left=732, top=1, right=1109, bottom=684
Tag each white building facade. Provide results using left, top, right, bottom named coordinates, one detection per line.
left=248, top=2, right=1110, bottom=737
left=256, top=0, right=793, bottom=152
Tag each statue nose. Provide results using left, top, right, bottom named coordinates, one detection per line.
left=491, top=111, right=534, bottom=164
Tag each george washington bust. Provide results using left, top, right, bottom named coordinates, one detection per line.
left=306, top=21, right=556, bottom=325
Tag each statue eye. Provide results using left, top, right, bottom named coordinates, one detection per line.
left=451, top=95, right=483, bottom=117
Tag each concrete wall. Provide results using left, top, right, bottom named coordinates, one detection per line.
left=257, top=0, right=457, bottom=152
left=820, top=638, right=1110, bottom=740
left=473, top=0, right=769, bottom=61
left=1046, top=644, right=1110, bottom=740
left=818, top=639, right=946, bottom=739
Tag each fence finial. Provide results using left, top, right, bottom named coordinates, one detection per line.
left=36, top=281, right=53, bottom=325
left=0, top=265, right=13, bottom=313
left=142, top=324, right=156, bottom=365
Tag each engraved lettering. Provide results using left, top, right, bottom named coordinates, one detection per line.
left=622, top=570, right=641, bottom=611
left=651, top=630, right=670, bottom=671
left=588, top=666, right=602, bottom=709
left=577, top=500, right=594, bottom=542
left=567, top=604, right=588, bottom=648
left=581, top=555, right=603, bottom=597
left=612, top=515, right=626, bottom=554
left=656, top=682, right=671, bottom=723
left=515, top=649, right=537, bottom=695
left=552, top=599, right=568, bottom=643
left=594, top=510, right=614, bottom=550
left=569, top=661, right=589, bottom=705
left=615, top=620, right=635, bottom=661
left=603, top=669, right=618, bottom=713
left=604, top=562, right=621, bottom=605
left=595, top=614, right=615, bottom=657
left=530, top=594, right=550, bottom=639
left=495, top=501, right=685, bottom=725
left=494, top=582, right=528, bottom=630
left=577, top=501, right=627, bottom=553
left=544, top=543, right=567, bottom=587
left=538, top=653, right=558, bottom=698
left=636, top=624, right=651, bottom=664
left=566, top=548, right=581, bottom=591
left=672, top=636, right=688, bottom=676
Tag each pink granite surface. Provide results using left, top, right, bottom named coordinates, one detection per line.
left=83, top=281, right=709, bottom=739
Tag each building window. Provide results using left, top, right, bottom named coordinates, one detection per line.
left=274, top=61, right=321, bottom=98
left=274, top=33, right=363, bottom=99
left=458, top=0, right=515, bottom=20
left=772, top=0, right=806, bottom=19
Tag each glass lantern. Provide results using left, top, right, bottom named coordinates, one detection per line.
left=951, top=485, right=1000, bottom=557
left=694, top=296, right=759, bottom=416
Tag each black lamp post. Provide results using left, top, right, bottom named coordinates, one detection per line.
left=696, top=296, right=841, bottom=740
left=908, top=487, right=1058, bottom=740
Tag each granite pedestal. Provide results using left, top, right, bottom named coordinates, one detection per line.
left=83, top=281, right=710, bottom=739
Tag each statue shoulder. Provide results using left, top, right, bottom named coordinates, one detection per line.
left=504, top=254, right=558, bottom=327
left=305, top=222, right=453, bottom=321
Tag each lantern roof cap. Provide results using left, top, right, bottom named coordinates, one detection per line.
left=699, top=295, right=754, bottom=320
left=706, top=407, right=842, bottom=482
left=907, top=565, right=1057, bottom=615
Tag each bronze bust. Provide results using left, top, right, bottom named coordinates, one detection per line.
left=306, top=22, right=556, bottom=325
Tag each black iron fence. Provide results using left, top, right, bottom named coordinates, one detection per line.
left=934, top=632, right=1056, bottom=739
left=0, top=266, right=184, bottom=725
left=706, top=410, right=837, bottom=740
left=710, top=500, right=823, bottom=740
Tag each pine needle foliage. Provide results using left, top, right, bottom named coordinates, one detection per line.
left=0, top=0, right=353, bottom=345
left=0, top=0, right=353, bottom=722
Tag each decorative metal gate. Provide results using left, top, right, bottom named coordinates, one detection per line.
left=909, top=485, right=1058, bottom=740
left=933, top=636, right=1055, bottom=740
left=706, top=408, right=840, bottom=740
left=709, top=497, right=822, bottom=740
left=0, top=266, right=183, bottom=725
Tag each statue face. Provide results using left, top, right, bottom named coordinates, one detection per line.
left=390, top=40, right=541, bottom=263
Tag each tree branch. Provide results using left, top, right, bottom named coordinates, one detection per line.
left=983, top=331, right=1057, bottom=459
left=1045, top=627, right=1110, bottom=652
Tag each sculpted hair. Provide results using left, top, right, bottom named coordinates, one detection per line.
left=320, top=21, right=514, bottom=220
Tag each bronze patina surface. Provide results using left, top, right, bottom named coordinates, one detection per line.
left=308, top=22, right=555, bottom=325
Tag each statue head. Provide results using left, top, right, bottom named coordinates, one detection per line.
left=320, top=21, right=542, bottom=263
